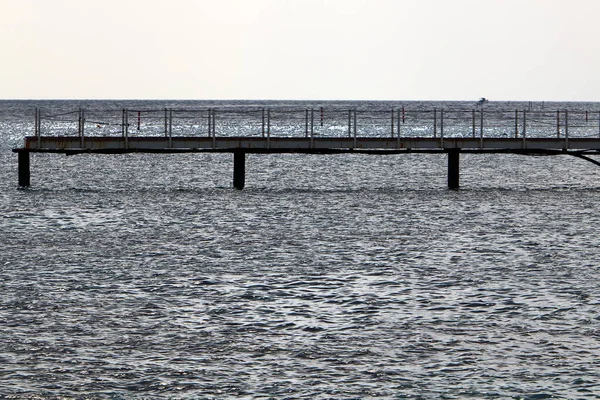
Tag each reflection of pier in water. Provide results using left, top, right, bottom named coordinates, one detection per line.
left=12, top=106, right=600, bottom=189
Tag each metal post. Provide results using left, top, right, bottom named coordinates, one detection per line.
left=353, top=109, right=357, bottom=149
left=78, top=108, right=84, bottom=148
left=262, top=109, right=265, bottom=138
left=448, top=149, right=459, bottom=190
left=565, top=110, right=569, bottom=149
left=164, top=108, right=168, bottom=137
left=305, top=109, right=309, bottom=138
left=348, top=109, right=352, bottom=137
left=320, top=107, right=324, bottom=127
left=81, top=108, right=85, bottom=148
left=522, top=110, right=527, bottom=147
left=168, top=109, right=173, bottom=148
left=391, top=109, right=395, bottom=138
left=38, top=108, right=42, bottom=138
left=207, top=108, right=211, bottom=137
left=124, top=109, right=129, bottom=149
left=556, top=110, right=560, bottom=138
left=18, top=151, right=30, bottom=187
left=479, top=108, right=484, bottom=148
left=35, top=107, right=41, bottom=148
left=267, top=108, right=271, bottom=149
left=472, top=109, right=476, bottom=138
left=212, top=109, right=216, bottom=149
left=433, top=108, right=437, bottom=138
left=310, top=108, right=314, bottom=149
left=397, top=109, right=401, bottom=144
left=514, top=109, right=519, bottom=138
left=233, top=150, right=246, bottom=190
left=212, top=109, right=217, bottom=137
left=440, top=109, right=444, bottom=148
left=34, top=107, right=38, bottom=137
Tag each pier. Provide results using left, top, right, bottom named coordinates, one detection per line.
left=12, top=106, right=600, bottom=189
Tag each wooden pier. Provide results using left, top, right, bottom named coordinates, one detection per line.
left=12, top=106, right=600, bottom=189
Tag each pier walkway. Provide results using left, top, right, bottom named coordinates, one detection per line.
left=13, top=106, right=600, bottom=189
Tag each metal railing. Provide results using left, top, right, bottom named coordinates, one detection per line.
left=32, top=107, right=600, bottom=144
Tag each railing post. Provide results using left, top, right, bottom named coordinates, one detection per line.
left=522, top=110, right=527, bottom=147
left=267, top=108, right=271, bottom=149
left=391, top=109, right=395, bottom=138
left=213, top=109, right=217, bottom=137
left=82, top=108, right=85, bottom=148
left=353, top=109, right=357, bottom=149
left=348, top=109, right=352, bottom=138
left=310, top=108, right=314, bottom=149
left=433, top=108, right=437, bottom=138
left=472, top=109, right=476, bottom=138
left=565, top=110, right=569, bottom=149
left=212, top=108, right=216, bottom=149
left=164, top=108, right=168, bottom=137
left=207, top=108, right=212, bottom=137
left=514, top=109, right=519, bottom=138
left=479, top=108, right=484, bottom=148
left=320, top=107, right=324, bottom=127
left=35, top=107, right=41, bottom=148
left=38, top=108, right=42, bottom=138
left=397, top=109, right=401, bottom=148
left=169, top=109, right=173, bottom=148
left=124, top=109, right=129, bottom=149
left=78, top=108, right=85, bottom=148
left=305, top=109, right=309, bottom=138
left=440, top=109, right=444, bottom=148
left=34, top=107, right=38, bottom=137
left=262, top=108, right=265, bottom=138
left=556, top=110, right=560, bottom=138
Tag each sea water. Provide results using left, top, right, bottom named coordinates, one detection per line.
left=1, top=100, right=600, bottom=399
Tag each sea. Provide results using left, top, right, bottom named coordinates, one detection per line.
left=1, top=100, right=600, bottom=399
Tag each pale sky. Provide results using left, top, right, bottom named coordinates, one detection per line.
left=2, top=0, right=600, bottom=101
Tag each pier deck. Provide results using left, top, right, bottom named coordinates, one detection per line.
left=12, top=106, right=600, bottom=189
left=19, top=136, right=600, bottom=152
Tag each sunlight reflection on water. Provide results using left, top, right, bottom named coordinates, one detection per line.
left=1, top=100, right=600, bottom=398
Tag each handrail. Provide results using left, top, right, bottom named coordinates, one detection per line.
left=32, top=107, right=600, bottom=142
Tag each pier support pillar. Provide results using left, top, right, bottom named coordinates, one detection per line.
left=233, top=151, right=246, bottom=190
left=448, top=150, right=460, bottom=190
left=18, top=151, right=31, bottom=187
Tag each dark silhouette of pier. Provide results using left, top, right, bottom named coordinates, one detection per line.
left=13, top=106, right=600, bottom=189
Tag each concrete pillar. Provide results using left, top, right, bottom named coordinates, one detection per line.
left=448, top=150, right=459, bottom=190
left=18, top=151, right=31, bottom=187
left=233, top=151, right=246, bottom=190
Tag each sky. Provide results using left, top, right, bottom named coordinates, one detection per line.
left=2, top=0, right=600, bottom=101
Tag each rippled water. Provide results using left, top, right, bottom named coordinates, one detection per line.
left=2, top=101, right=600, bottom=399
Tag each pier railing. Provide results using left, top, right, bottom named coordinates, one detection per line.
left=32, top=107, right=600, bottom=143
